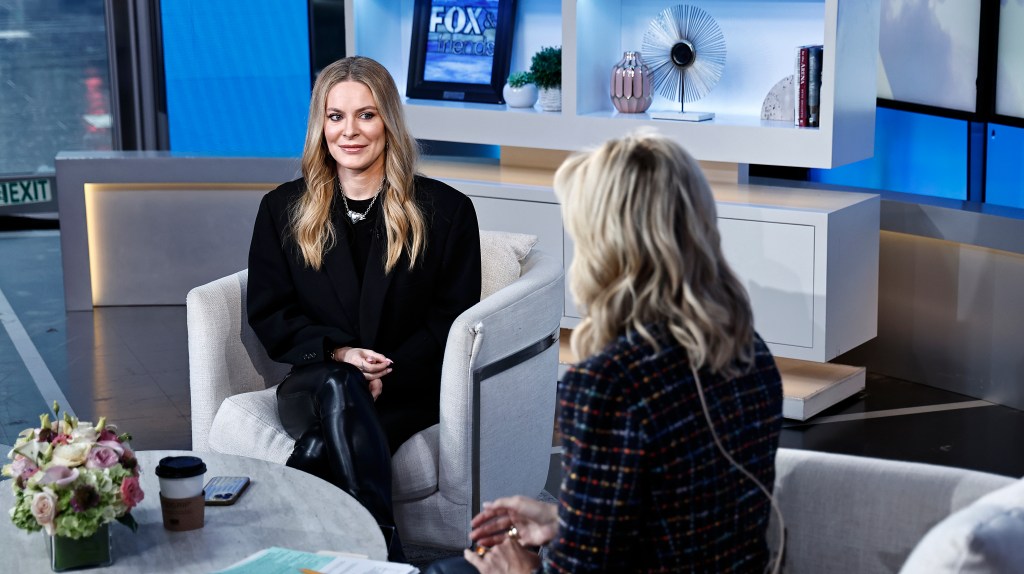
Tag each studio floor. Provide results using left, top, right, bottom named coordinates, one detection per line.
left=3, top=229, right=1024, bottom=502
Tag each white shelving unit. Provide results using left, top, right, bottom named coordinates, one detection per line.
left=347, top=0, right=880, bottom=168
left=347, top=1, right=883, bottom=417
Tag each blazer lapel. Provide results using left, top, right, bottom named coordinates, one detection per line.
left=323, top=218, right=362, bottom=335
left=359, top=225, right=394, bottom=347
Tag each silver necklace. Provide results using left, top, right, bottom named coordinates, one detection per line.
left=340, top=177, right=385, bottom=223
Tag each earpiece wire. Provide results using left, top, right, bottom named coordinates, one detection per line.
left=689, top=363, right=786, bottom=574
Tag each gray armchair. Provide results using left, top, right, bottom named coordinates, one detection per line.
left=187, top=232, right=564, bottom=548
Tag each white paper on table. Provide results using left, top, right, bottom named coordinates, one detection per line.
left=319, top=555, right=419, bottom=574
left=212, top=547, right=417, bottom=574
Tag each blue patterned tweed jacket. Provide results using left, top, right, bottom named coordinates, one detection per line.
left=546, top=324, right=783, bottom=573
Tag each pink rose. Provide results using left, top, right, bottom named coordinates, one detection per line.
left=31, top=491, right=58, bottom=535
left=120, top=476, right=144, bottom=509
left=98, top=429, right=119, bottom=442
left=85, top=445, right=120, bottom=469
left=11, top=456, right=39, bottom=479
left=97, top=440, right=125, bottom=457
left=38, top=465, right=79, bottom=488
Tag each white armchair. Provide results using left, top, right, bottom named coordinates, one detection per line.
left=187, top=233, right=564, bottom=549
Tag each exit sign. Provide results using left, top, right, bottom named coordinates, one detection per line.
left=0, top=178, right=51, bottom=206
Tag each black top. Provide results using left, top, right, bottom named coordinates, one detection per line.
left=341, top=194, right=378, bottom=285
left=246, top=175, right=482, bottom=449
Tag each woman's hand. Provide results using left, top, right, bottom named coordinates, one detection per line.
left=332, top=347, right=392, bottom=399
left=463, top=537, right=540, bottom=574
left=470, top=496, right=558, bottom=548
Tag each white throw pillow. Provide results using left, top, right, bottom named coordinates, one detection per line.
left=479, top=230, right=537, bottom=299
left=900, top=478, right=1024, bottom=573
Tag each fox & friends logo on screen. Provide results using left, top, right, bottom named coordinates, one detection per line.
left=427, top=0, right=498, bottom=57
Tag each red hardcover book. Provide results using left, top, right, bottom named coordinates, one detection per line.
left=796, top=46, right=809, bottom=127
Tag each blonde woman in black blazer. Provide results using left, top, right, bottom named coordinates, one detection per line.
left=247, top=57, right=481, bottom=562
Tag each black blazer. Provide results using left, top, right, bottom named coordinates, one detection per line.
left=247, top=175, right=481, bottom=444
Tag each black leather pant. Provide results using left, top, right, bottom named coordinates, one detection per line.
left=277, top=362, right=404, bottom=562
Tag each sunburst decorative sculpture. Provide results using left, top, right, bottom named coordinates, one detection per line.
left=641, top=4, right=726, bottom=121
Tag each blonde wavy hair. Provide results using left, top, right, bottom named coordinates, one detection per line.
left=556, top=131, right=755, bottom=377
left=292, top=56, right=426, bottom=272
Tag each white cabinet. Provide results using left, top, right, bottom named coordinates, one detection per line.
left=714, top=184, right=880, bottom=362
left=719, top=218, right=817, bottom=350
left=347, top=0, right=880, bottom=168
left=426, top=162, right=880, bottom=363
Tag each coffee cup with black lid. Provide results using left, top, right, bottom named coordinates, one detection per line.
left=155, top=455, right=207, bottom=531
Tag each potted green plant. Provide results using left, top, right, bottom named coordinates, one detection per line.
left=529, top=46, right=562, bottom=112
left=503, top=71, right=538, bottom=109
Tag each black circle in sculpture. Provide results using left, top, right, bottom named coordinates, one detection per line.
left=671, top=41, right=696, bottom=68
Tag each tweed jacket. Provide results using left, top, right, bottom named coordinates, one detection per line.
left=547, top=325, right=783, bottom=573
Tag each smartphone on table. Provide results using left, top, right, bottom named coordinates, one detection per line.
left=204, top=476, right=251, bottom=506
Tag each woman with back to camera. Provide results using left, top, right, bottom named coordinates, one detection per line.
left=247, top=56, right=481, bottom=562
left=450, top=131, right=783, bottom=573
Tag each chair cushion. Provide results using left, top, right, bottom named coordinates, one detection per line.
left=480, top=230, right=537, bottom=299
left=392, top=424, right=440, bottom=502
left=900, top=477, right=1024, bottom=573
left=211, top=387, right=442, bottom=502
left=208, top=386, right=294, bottom=465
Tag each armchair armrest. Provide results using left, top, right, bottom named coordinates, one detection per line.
left=436, top=250, right=565, bottom=512
left=187, top=270, right=288, bottom=452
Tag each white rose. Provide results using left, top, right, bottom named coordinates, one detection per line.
left=31, top=491, right=58, bottom=535
left=51, top=443, right=91, bottom=468
left=71, top=425, right=99, bottom=444
left=12, top=440, right=45, bottom=463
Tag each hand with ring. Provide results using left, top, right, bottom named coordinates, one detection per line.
left=470, top=495, right=558, bottom=548
left=331, top=346, right=392, bottom=399
left=464, top=537, right=539, bottom=574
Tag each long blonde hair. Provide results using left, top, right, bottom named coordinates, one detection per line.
left=555, top=131, right=755, bottom=377
left=292, top=56, right=426, bottom=272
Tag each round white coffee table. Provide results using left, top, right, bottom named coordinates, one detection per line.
left=0, top=450, right=388, bottom=572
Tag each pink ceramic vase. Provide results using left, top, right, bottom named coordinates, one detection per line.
left=610, top=51, right=653, bottom=113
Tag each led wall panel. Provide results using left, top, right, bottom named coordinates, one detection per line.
left=996, top=0, right=1024, bottom=119
left=985, top=124, right=1024, bottom=209
left=809, top=107, right=967, bottom=200
left=876, top=0, right=980, bottom=112
left=162, top=1, right=310, bottom=156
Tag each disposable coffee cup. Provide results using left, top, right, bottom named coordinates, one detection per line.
left=155, top=455, right=207, bottom=531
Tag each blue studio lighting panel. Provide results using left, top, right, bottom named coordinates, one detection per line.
left=985, top=124, right=1024, bottom=210
left=810, top=107, right=968, bottom=201
left=161, top=1, right=311, bottom=156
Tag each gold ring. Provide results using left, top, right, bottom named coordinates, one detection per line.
left=507, top=525, right=519, bottom=540
left=475, top=545, right=488, bottom=557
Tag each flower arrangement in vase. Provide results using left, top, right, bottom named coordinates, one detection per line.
left=3, top=403, right=143, bottom=570
left=503, top=71, right=538, bottom=108
left=530, top=46, right=562, bottom=112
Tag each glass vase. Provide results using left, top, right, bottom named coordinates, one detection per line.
left=46, top=523, right=113, bottom=572
left=610, top=51, right=653, bottom=113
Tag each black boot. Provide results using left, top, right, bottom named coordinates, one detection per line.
left=280, top=363, right=406, bottom=562
left=285, top=423, right=331, bottom=478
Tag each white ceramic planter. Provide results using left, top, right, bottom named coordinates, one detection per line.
left=538, top=87, right=561, bottom=112
left=503, top=83, right=539, bottom=108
